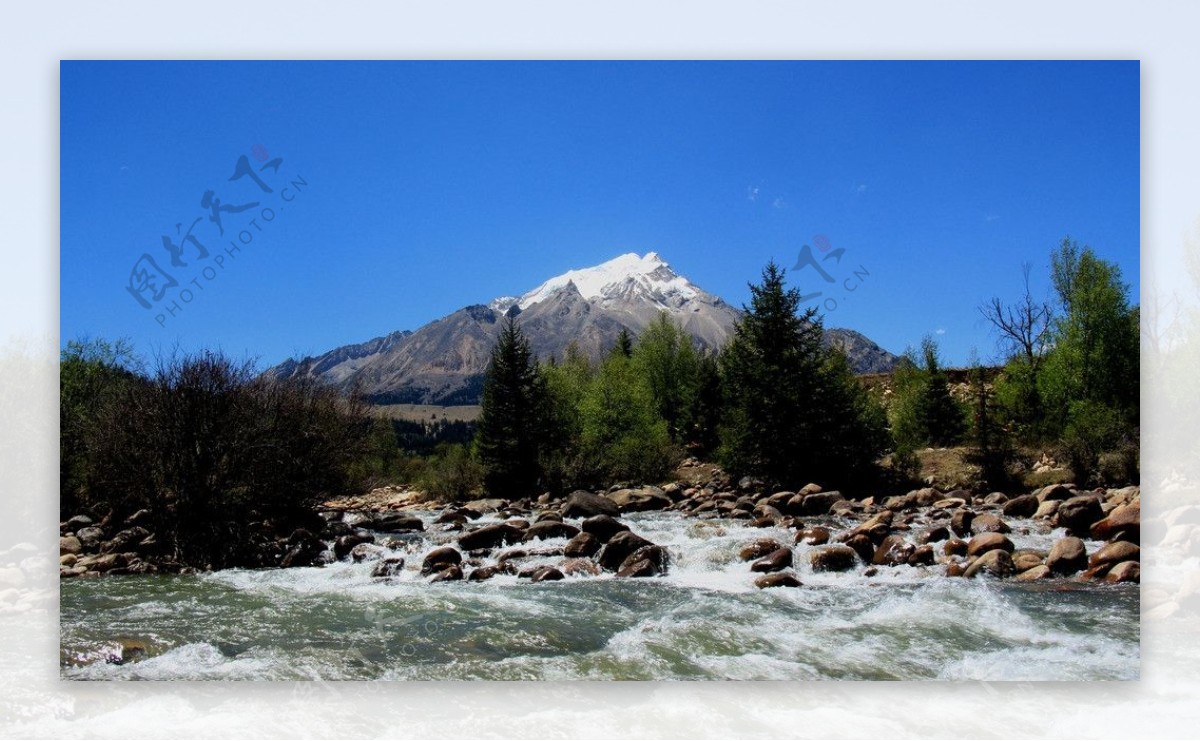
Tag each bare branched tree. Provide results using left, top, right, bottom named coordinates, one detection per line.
left=979, top=262, right=1053, bottom=368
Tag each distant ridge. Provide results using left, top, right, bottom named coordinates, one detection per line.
left=269, top=252, right=899, bottom=404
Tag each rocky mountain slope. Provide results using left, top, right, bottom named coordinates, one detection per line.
left=269, top=253, right=899, bottom=404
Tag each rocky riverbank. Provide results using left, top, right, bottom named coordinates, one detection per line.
left=60, top=462, right=1141, bottom=589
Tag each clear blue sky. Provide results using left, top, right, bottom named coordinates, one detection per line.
left=61, top=61, right=1139, bottom=369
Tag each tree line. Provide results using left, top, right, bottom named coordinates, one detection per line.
left=61, top=237, right=1139, bottom=553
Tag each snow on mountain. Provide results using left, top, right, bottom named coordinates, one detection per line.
left=514, top=252, right=700, bottom=311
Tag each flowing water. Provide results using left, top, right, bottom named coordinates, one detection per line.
left=60, top=511, right=1139, bottom=680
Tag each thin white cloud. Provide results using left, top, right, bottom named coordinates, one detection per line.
left=747, top=186, right=760, bottom=202
left=772, top=197, right=786, bottom=209
left=935, top=327, right=947, bottom=335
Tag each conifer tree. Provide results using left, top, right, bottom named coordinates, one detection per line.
left=475, top=317, right=546, bottom=496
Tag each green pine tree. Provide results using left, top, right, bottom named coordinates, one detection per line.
left=475, top=317, right=547, bottom=497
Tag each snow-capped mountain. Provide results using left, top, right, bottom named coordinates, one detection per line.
left=269, top=252, right=898, bottom=404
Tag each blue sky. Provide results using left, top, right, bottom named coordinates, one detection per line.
left=61, top=61, right=1139, bottom=369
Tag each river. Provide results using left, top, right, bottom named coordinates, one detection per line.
left=60, top=510, right=1139, bottom=680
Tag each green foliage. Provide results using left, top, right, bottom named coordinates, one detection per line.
left=59, top=337, right=141, bottom=514
left=475, top=317, right=548, bottom=498
left=537, top=344, right=595, bottom=491
left=992, top=357, right=1047, bottom=441
left=631, top=312, right=701, bottom=444
left=888, top=336, right=967, bottom=452
left=418, top=443, right=485, bottom=501
left=578, top=350, right=677, bottom=484
left=684, top=350, right=723, bottom=458
left=718, top=261, right=887, bottom=488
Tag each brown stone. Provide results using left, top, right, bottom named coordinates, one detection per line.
left=1047, top=537, right=1088, bottom=576
left=751, top=547, right=794, bottom=573
left=755, top=572, right=802, bottom=588
left=740, top=538, right=786, bottom=562
left=966, top=532, right=1014, bottom=558
left=808, top=544, right=858, bottom=572
left=963, top=549, right=1015, bottom=578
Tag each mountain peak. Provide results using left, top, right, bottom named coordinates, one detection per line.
left=513, top=251, right=696, bottom=310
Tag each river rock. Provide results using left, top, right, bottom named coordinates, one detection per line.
left=950, top=510, right=974, bottom=537
left=370, top=513, right=425, bottom=532
left=970, top=514, right=1011, bottom=535
left=907, top=544, right=936, bottom=566
left=872, top=535, right=915, bottom=566
left=350, top=542, right=385, bottom=562
left=963, top=549, right=1015, bottom=578
left=800, top=491, right=843, bottom=515
left=60, top=536, right=82, bottom=556
left=843, top=533, right=876, bottom=563
left=529, top=565, right=565, bottom=582
left=457, top=523, right=523, bottom=550
left=1089, top=541, right=1140, bottom=571
left=1034, top=500, right=1061, bottom=519
left=563, top=532, right=601, bottom=558
left=607, top=487, right=672, bottom=513
left=371, top=556, right=405, bottom=578
left=598, top=531, right=652, bottom=571
left=796, top=527, right=830, bottom=546
left=755, top=572, right=802, bottom=588
left=534, top=510, right=563, bottom=523
left=617, top=545, right=670, bottom=577
left=65, top=514, right=93, bottom=531
left=579, top=515, right=629, bottom=543
left=1012, top=551, right=1044, bottom=572
left=740, top=538, right=786, bottom=561
left=809, top=544, right=858, bottom=572
left=468, top=565, right=503, bottom=581
left=334, top=532, right=375, bottom=560
left=76, top=526, right=105, bottom=552
left=1047, top=536, right=1088, bottom=575
left=1104, top=561, right=1140, bottom=583
left=522, top=521, right=580, bottom=542
left=421, top=546, right=463, bottom=574
left=966, top=532, right=1014, bottom=558
left=1036, top=483, right=1075, bottom=502
left=1090, top=501, right=1140, bottom=544
left=917, top=526, right=950, bottom=545
left=1015, top=564, right=1052, bottom=581
left=751, top=547, right=793, bottom=573
left=561, top=558, right=601, bottom=577
left=1002, top=494, right=1039, bottom=518
left=462, top=498, right=506, bottom=514
left=429, top=564, right=463, bottom=582
left=564, top=490, right=619, bottom=518
left=982, top=492, right=1009, bottom=506
left=1054, top=496, right=1105, bottom=535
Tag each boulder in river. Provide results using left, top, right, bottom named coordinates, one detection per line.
left=740, top=538, right=786, bottom=562
left=800, top=491, right=843, bottom=515
left=429, top=564, right=463, bottom=582
left=1104, top=561, right=1140, bottom=584
left=963, top=549, right=1015, bottom=578
left=950, top=509, right=974, bottom=538
left=598, top=531, right=653, bottom=571
left=1002, top=494, right=1039, bottom=518
left=809, top=544, right=858, bottom=572
left=522, top=521, right=580, bottom=542
left=1047, top=536, right=1088, bottom=576
left=1090, top=501, right=1140, bottom=544
left=970, top=513, right=1011, bottom=535
left=580, top=514, right=630, bottom=543
left=751, top=547, right=793, bottom=573
left=966, top=532, right=1014, bottom=558
left=60, top=536, right=82, bottom=556
left=421, top=546, right=463, bottom=575
left=1015, top=564, right=1052, bottom=581
left=606, top=487, right=673, bottom=513
left=530, top=565, right=565, bottom=582
left=755, top=572, right=802, bottom=588
left=1053, top=495, right=1105, bottom=536
left=457, top=523, right=523, bottom=551
left=563, top=532, right=602, bottom=558
left=1089, top=541, right=1140, bottom=572
left=563, top=490, right=619, bottom=518
left=371, top=556, right=405, bottom=578
left=618, top=545, right=670, bottom=577
left=872, top=535, right=915, bottom=566
left=370, top=512, right=425, bottom=533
